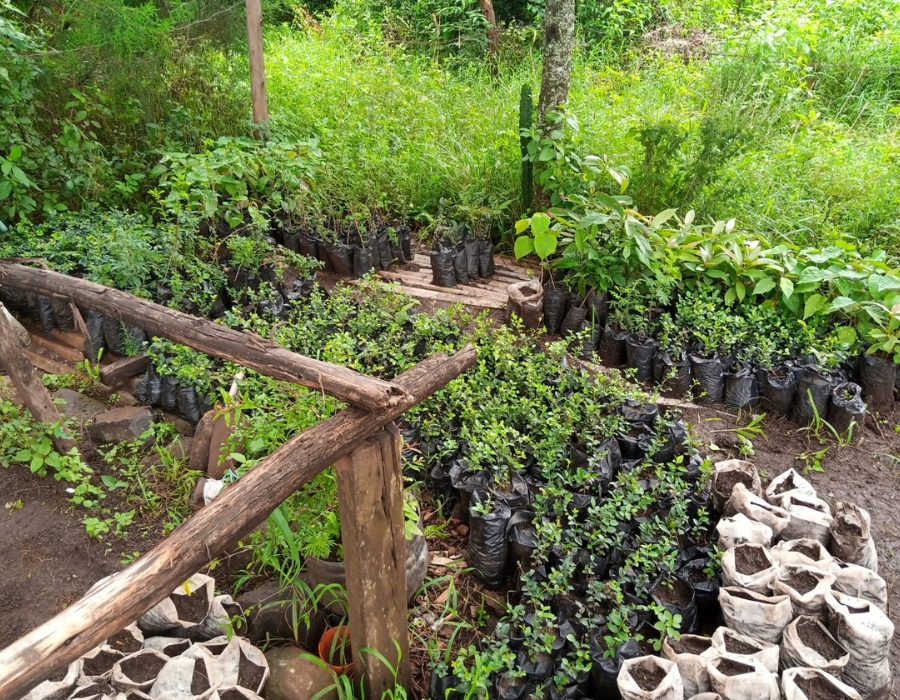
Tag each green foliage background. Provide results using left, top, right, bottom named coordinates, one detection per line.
left=1, top=0, right=899, bottom=249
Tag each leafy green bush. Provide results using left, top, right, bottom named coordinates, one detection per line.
left=152, top=137, right=322, bottom=233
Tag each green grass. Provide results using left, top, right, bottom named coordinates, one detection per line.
left=255, top=0, right=900, bottom=250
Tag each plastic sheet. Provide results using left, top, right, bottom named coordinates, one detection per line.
left=543, top=286, right=569, bottom=335
left=724, top=363, right=758, bottom=408
left=828, top=382, right=866, bottom=435
left=398, top=226, right=413, bottom=261
left=761, top=365, right=796, bottom=415
left=464, top=239, right=481, bottom=280
left=859, top=352, right=896, bottom=409
left=82, top=308, right=106, bottom=362
left=177, top=385, right=203, bottom=423
left=477, top=238, right=495, bottom=277
left=352, top=246, right=376, bottom=278
left=791, top=366, right=831, bottom=425
left=626, top=335, right=658, bottom=382
left=430, top=246, right=457, bottom=288
left=36, top=295, right=56, bottom=333
left=49, top=298, right=75, bottom=332
left=467, top=487, right=511, bottom=588
left=690, top=352, right=724, bottom=404
left=322, top=241, right=354, bottom=276
left=560, top=303, right=588, bottom=337
left=598, top=327, right=628, bottom=366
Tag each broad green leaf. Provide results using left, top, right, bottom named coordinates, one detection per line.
left=797, top=266, right=829, bottom=286
left=783, top=292, right=800, bottom=314
left=724, top=287, right=736, bottom=304
left=650, top=208, right=678, bottom=229
left=530, top=212, right=550, bottom=237
left=780, top=277, right=794, bottom=299
left=514, top=236, right=534, bottom=260
left=30, top=455, right=44, bottom=473
left=514, top=218, right=530, bottom=234
left=803, top=293, right=827, bottom=319
left=735, top=282, right=746, bottom=302
left=533, top=231, right=557, bottom=260
left=828, top=296, right=856, bottom=312
left=44, top=452, right=60, bottom=469
left=752, top=277, right=776, bottom=295
left=538, top=146, right=554, bottom=162
left=704, top=269, right=730, bottom=280
left=8, top=146, right=22, bottom=161
left=14, top=449, right=31, bottom=462
left=836, top=326, right=858, bottom=346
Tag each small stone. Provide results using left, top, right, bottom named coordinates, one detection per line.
left=88, top=406, right=153, bottom=444
left=53, top=389, right=107, bottom=425
left=174, top=418, right=195, bottom=437
left=455, top=524, right=469, bottom=537
left=264, top=646, right=338, bottom=700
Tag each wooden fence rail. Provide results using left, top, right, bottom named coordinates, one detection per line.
left=0, top=262, right=477, bottom=700
left=0, top=261, right=408, bottom=411
left=0, top=345, right=475, bottom=700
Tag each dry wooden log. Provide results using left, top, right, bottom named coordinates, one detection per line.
left=99, top=354, right=151, bottom=386
left=0, top=262, right=407, bottom=411
left=0, top=345, right=476, bottom=699
left=0, top=304, right=75, bottom=455
left=336, top=426, right=409, bottom=695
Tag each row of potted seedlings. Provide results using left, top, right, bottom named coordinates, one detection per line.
left=616, top=460, right=893, bottom=700
left=417, top=395, right=722, bottom=700
left=507, top=282, right=896, bottom=429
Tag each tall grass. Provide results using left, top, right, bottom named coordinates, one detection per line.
left=261, top=3, right=900, bottom=250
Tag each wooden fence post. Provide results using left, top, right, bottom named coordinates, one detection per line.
left=0, top=304, right=75, bottom=455
left=245, top=0, right=269, bottom=133
left=335, top=423, right=410, bottom=696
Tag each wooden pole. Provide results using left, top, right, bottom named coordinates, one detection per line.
left=0, top=303, right=75, bottom=455
left=0, top=262, right=409, bottom=412
left=0, top=345, right=476, bottom=699
left=245, top=0, right=269, bottom=131
left=336, top=425, right=409, bottom=695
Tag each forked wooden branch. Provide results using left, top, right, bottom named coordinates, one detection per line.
left=0, top=344, right=476, bottom=700
left=0, top=262, right=408, bottom=411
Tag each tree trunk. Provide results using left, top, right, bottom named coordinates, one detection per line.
left=479, top=0, right=499, bottom=57
left=537, top=0, right=576, bottom=130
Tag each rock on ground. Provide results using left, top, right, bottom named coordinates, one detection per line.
left=264, top=646, right=338, bottom=700
left=88, top=406, right=152, bottom=444
left=52, top=389, right=107, bottom=425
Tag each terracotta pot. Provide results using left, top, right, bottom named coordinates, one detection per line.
left=319, top=625, right=353, bottom=675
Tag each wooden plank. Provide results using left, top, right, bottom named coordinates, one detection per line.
left=0, top=345, right=477, bottom=699
left=99, top=354, right=151, bottom=386
left=26, top=331, right=84, bottom=365
left=0, top=262, right=407, bottom=411
left=244, top=0, right=269, bottom=128
left=336, top=425, right=409, bottom=695
left=376, top=271, right=508, bottom=303
left=23, top=348, right=74, bottom=378
left=0, top=306, right=75, bottom=455
left=353, top=279, right=506, bottom=309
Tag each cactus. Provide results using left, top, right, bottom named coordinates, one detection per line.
left=519, top=83, right=534, bottom=213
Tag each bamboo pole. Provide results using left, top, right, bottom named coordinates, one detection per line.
left=0, top=345, right=476, bottom=699
left=0, top=262, right=408, bottom=411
